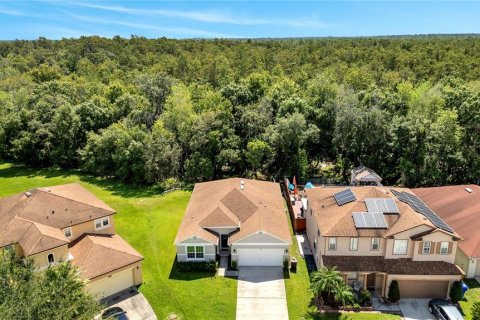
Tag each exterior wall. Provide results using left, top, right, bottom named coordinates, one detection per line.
left=476, top=258, right=480, bottom=277
left=385, top=225, right=432, bottom=259
left=455, top=248, right=471, bottom=275
left=305, top=207, right=323, bottom=267
left=89, top=261, right=142, bottom=285
left=69, top=217, right=115, bottom=241
left=412, top=231, right=457, bottom=264
left=176, top=243, right=216, bottom=262
left=32, top=244, right=69, bottom=269
left=323, top=237, right=385, bottom=257
left=385, top=274, right=462, bottom=299
left=234, top=232, right=285, bottom=244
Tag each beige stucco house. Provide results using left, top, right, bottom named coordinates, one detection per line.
left=305, top=186, right=463, bottom=299
left=0, top=183, right=143, bottom=300
left=174, top=178, right=291, bottom=266
left=414, top=185, right=480, bottom=279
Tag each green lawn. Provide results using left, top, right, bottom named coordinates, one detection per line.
left=0, top=162, right=401, bottom=320
left=460, top=278, right=480, bottom=319
left=0, top=163, right=237, bottom=320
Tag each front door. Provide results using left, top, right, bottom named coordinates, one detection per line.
left=221, top=235, right=229, bottom=249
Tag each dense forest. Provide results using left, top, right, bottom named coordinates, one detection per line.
left=1, top=36, right=480, bottom=187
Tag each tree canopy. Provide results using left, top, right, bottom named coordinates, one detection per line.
left=1, top=35, right=480, bottom=185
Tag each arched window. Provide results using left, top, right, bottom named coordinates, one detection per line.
left=47, top=253, right=55, bottom=264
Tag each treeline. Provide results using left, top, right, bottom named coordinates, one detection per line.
left=0, top=36, right=480, bottom=186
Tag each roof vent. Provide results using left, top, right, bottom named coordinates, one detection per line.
left=240, top=183, right=245, bottom=190
left=465, top=187, right=473, bottom=193
left=25, top=191, right=32, bottom=197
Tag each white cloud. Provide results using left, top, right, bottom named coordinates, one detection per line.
left=72, top=2, right=326, bottom=28
left=0, top=7, right=26, bottom=16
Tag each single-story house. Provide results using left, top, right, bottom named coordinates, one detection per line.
left=174, top=178, right=291, bottom=267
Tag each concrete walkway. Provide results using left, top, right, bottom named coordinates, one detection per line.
left=236, top=267, right=288, bottom=320
left=103, top=289, right=157, bottom=320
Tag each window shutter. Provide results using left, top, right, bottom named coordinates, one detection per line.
left=435, top=242, right=441, bottom=254
left=418, top=242, right=423, bottom=254
left=448, top=242, right=453, bottom=254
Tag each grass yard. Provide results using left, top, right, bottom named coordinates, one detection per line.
left=0, top=162, right=401, bottom=320
left=0, top=163, right=237, bottom=320
left=460, top=278, right=480, bottom=319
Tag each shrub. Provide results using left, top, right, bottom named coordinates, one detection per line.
left=231, top=260, right=237, bottom=270
left=176, top=260, right=217, bottom=272
left=449, top=281, right=463, bottom=303
left=360, top=289, right=372, bottom=305
left=472, top=301, right=480, bottom=320
left=388, top=280, right=400, bottom=303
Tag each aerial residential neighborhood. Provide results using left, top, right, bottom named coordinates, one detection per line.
left=1, top=1, right=480, bottom=320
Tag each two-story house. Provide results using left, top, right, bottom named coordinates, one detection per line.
left=0, top=183, right=143, bottom=300
left=305, top=186, right=463, bottom=299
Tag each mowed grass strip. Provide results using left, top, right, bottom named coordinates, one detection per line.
left=0, top=163, right=237, bottom=320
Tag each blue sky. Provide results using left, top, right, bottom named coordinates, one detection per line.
left=0, top=1, right=479, bottom=39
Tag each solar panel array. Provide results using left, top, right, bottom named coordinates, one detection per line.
left=365, top=198, right=399, bottom=214
left=352, top=212, right=388, bottom=229
left=333, top=189, right=356, bottom=206
left=390, top=189, right=454, bottom=233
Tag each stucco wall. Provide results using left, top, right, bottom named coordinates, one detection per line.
left=32, top=244, right=69, bottom=269
left=69, top=217, right=115, bottom=241
left=476, top=258, right=480, bottom=277
left=89, top=261, right=142, bottom=285
left=455, top=248, right=470, bottom=275
left=385, top=225, right=432, bottom=259
left=176, top=243, right=216, bottom=262
left=412, top=231, right=457, bottom=264
left=305, top=206, right=322, bottom=266
left=323, top=237, right=385, bottom=256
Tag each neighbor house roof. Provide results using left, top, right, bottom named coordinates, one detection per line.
left=305, top=186, right=436, bottom=238
left=0, top=183, right=115, bottom=254
left=413, top=185, right=480, bottom=258
left=70, top=234, right=144, bottom=280
left=351, top=165, right=382, bottom=183
left=174, top=178, right=291, bottom=244
left=322, top=255, right=463, bottom=276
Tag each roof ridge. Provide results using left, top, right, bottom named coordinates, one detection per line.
left=0, top=192, right=37, bottom=238
left=35, top=188, right=115, bottom=214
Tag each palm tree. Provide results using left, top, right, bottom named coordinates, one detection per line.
left=309, top=266, right=344, bottom=306
left=333, top=282, right=355, bottom=306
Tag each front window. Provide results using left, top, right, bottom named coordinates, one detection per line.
left=422, top=241, right=432, bottom=254
left=63, top=227, right=72, bottom=238
left=440, top=242, right=449, bottom=255
left=371, top=238, right=380, bottom=251
left=393, top=240, right=408, bottom=255
left=47, top=253, right=55, bottom=264
left=186, top=246, right=204, bottom=259
left=94, top=217, right=110, bottom=230
left=328, top=238, right=337, bottom=251
left=350, top=238, right=358, bottom=251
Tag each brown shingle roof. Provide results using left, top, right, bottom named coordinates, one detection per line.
left=0, top=183, right=115, bottom=254
left=174, top=178, right=291, bottom=244
left=70, top=234, right=143, bottom=280
left=322, top=255, right=463, bottom=275
left=305, top=186, right=434, bottom=237
left=0, top=218, right=69, bottom=255
left=414, top=185, right=480, bottom=258
left=199, top=207, right=238, bottom=228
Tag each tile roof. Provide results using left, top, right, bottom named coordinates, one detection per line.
left=413, top=185, right=480, bottom=258
left=0, top=183, right=115, bottom=254
left=322, top=255, right=463, bottom=275
left=174, top=178, right=291, bottom=244
left=70, top=234, right=143, bottom=280
left=305, top=186, right=434, bottom=237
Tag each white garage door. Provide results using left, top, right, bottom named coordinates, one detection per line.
left=88, top=268, right=134, bottom=300
left=237, top=248, right=284, bottom=266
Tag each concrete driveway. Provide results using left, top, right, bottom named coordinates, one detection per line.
left=103, top=289, right=157, bottom=320
left=236, top=267, right=288, bottom=320
left=399, top=299, right=435, bottom=320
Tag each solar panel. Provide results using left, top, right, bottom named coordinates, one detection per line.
left=334, top=189, right=356, bottom=206
left=390, top=189, right=454, bottom=233
left=365, top=198, right=399, bottom=214
left=352, top=212, right=388, bottom=229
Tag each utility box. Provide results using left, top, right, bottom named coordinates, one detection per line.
left=290, top=257, right=297, bottom=272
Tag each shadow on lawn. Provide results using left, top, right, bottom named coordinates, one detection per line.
left=168, top=259, right=217, bottom=281
left=458, top=278, right=480, bottom=316
left=0, top=163, right=166, bottom=198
